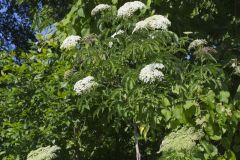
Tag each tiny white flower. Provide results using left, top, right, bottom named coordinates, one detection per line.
left=188, top=39, right=207, bottom=51
left=108, top=41, right=113, bottom=48
left=91, top=4, right=111, bottom=16
left=111, top=30, right=124, bottom=38
left=139, top=63, right=165, bottom=83
left=149, top=33, right=155, bottom=39
left=27, top=145, right=60, bottom=160
left=117, top=1, right=146, bottom=18
left=60, top=35, right=81, bottom=49
left=232, top=62, right=237, bottom=68
left=133, top=15, right=171, bottom=33
left=74, top=76, right=98, bottom=95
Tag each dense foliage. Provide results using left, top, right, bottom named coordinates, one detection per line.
left=1, top=0, right=240, bottom=160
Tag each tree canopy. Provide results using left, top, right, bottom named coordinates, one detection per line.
left=0, top=0, right=35, bottom=51
left=1, top=0, right=240, bottom=160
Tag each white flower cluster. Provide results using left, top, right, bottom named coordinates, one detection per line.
left=74, top=76, right=98, bottom=95
left=111, top=30, right=125, bottom=38
left=188, top=39, right=207, bottom=51
left=27, top=145, right=60, bottom=160
left=117, top=1, right=146, bottom=18
left=159, top=127, right=204, bottom=153
left=139, top=63, right=165, bottom=83
left=133, top=15, right=171, bottom=33
left=91, top=4, right=111, bottom=16
left=60, top=35, right=81, bottom=49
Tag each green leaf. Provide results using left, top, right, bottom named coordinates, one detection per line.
left=173, top=106, right=187, bottom=124
left=201, top=141, right=218, bottom=157
left=77, top=7, right=85, bottom=18
left=219, top=91, right=230, bottom=103
left=205, top=123, right=222, bottom=141
left=172, top=85, right=180, bottom=95
left=161, top=109, right=171, bottom=121
left=60, top=82, right=68, bottom=88
left=233, top=110, right=240, bottom=119
left=112, top=0, right=118, bottom=5
left=200, top=90, right=215, bottom=109
left=142, top=125, right=150, bottom=140
left=234, top=85, right=240, bottom=101
left=147, top=0, right=152, bottom=7
left=162, top=97, right=170, bottom=107
left=139, top=125, right=145, bottom=136
left=184, top=100, right=197, bottom=109
left=224, top=150, right=236, bottom=160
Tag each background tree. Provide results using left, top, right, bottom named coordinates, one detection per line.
left=0, top=0, right=35, bottom=51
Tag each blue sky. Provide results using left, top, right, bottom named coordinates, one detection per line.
left=0, top=0, right=56, bottom=51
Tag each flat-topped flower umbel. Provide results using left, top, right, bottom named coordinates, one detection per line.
left=188, top=39, right=207, bottom=51
left=74, top=76, right=98, bottom=95
left=117, top=1, right=145, bottom=18
left=133, top=15, right=171, bottom=33
left=139, top=63, right=165, bottom=83
left=27, top=145, right=60, bottom=160
left=60, top=35, right=81, bottom=49
left=159, top=127, right=204, bottom=153
left=91, top=4, right=111, bottom=16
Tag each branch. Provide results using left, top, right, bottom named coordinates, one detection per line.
left=134, top=124, right=141, bottom=160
